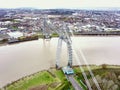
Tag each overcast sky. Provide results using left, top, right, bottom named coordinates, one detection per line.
left=0, top=0, right=120, bottom=9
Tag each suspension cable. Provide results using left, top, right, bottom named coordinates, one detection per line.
left=70, top=28, right=101, bottom=90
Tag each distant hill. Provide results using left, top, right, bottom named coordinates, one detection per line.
left=0, top=7, right=120, bottom=11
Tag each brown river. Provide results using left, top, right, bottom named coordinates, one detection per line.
left=0, top=36, right=120, bottom=87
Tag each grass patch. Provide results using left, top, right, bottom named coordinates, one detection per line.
left=4, top=69, right=73, bottom=90
left=51, top=33, right=59, bottom=37
left=54, top=70, right=64, bottom=81
left=5, top=71, right=57, bottom=90
left=73, top=65, right=100, bottom=73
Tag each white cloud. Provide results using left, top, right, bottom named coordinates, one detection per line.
left=0, top=0, right=120, bottom=8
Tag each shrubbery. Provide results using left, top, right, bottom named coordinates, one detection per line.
left=18, top=34, right=38, bottom=41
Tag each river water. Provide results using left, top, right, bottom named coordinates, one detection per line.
left=0, top=36, right=120, bottom=87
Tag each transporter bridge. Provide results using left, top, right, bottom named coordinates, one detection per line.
left=41, top=16, right=73, bottom=69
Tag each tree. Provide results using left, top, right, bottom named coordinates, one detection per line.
left=101, top=64, right=107, bottom=69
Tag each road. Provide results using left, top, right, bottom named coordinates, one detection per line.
left=67, top=75, right=83, bottom=90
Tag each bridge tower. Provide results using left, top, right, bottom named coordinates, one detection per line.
left=41, top=16, right=73, bottom=69
left=42, top=15, right=52, bottom=40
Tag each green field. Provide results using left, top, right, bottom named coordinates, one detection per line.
left=2, top=65, right=120, bottom=90
left=5, top=71, right=57, bottom=90
left=3, top=69, right=73, bottom=90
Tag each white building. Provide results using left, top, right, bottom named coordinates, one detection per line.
left=0, top=28, right=8, bottom=34
left=7, top=31, right=23, bottom=38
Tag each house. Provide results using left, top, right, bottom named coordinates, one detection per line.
left=0, top=33, right=9, bottom=41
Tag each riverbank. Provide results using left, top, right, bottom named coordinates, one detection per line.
left=0, top=34, right=120, bottom=45
left=2, top=65, right=120, bottom=90
left=0, top=33, right=59, bottom=44
left=74, top=31, right=120, bottom=36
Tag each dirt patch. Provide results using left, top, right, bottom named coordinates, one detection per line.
left=29, top=84, right=48, bottom=90
left=49, top=82, right=60, bottom=88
